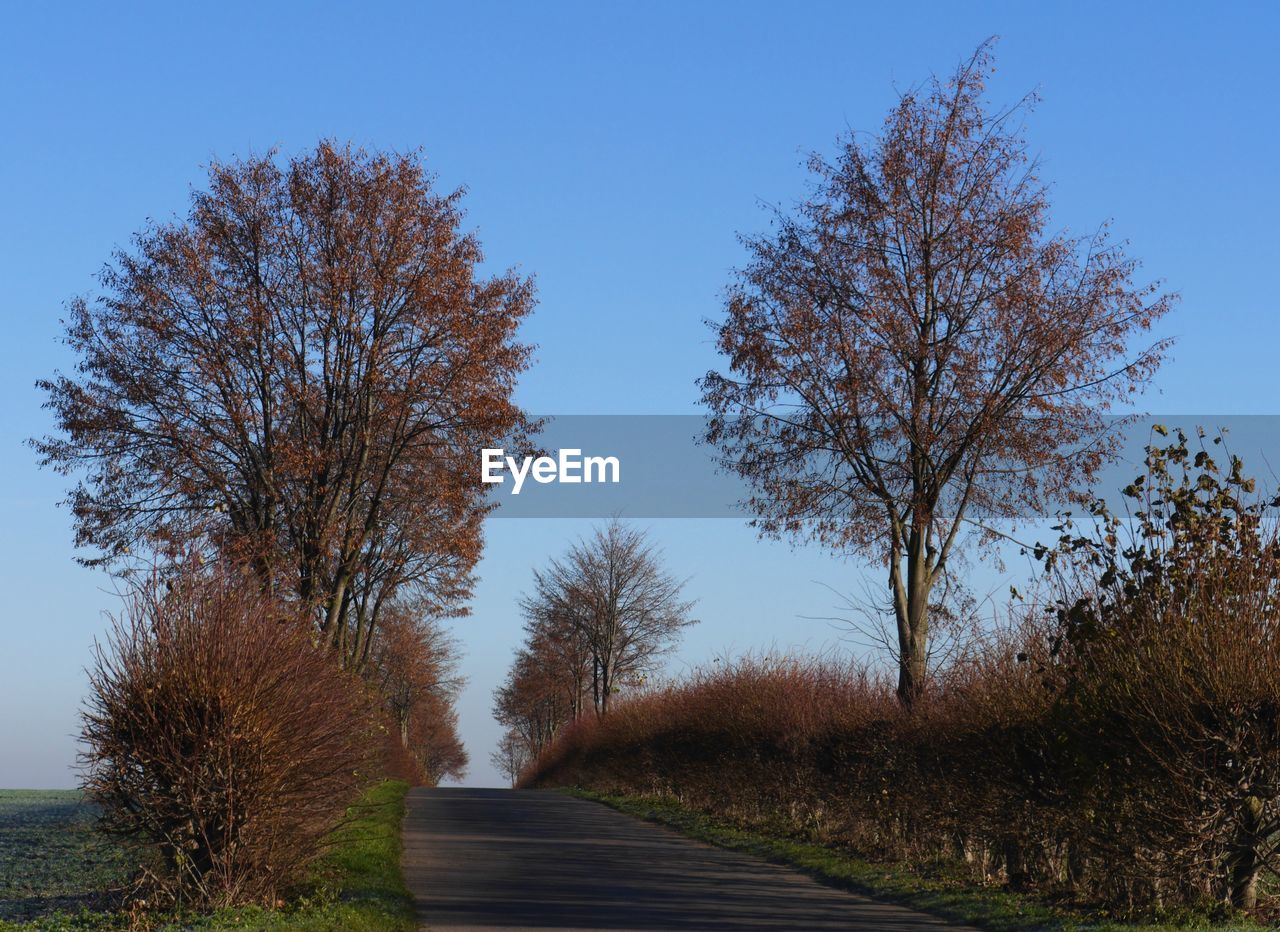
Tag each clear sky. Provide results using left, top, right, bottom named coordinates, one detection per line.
left=2, top=2, right=1277, bottom=787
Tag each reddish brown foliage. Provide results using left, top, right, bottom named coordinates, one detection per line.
left=36, top=142, right=535, bottom=669
left=81, top=567, right=377, bottom=908
left=370, top=607, right=468, bottom=785
left=699, top=44, right=1174, bottom=702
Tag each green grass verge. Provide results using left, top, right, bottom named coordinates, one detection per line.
left=1, top=780, right=416, bottom=931
left=183, top=778, right=418, bottom=931
left=567, top=788, right=1259, bottom=932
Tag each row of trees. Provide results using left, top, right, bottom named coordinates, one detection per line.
left=492, top=520, right=695, bottom=784
left=499, top=41, right=1173, bottom=777
left=38, top=143, right=532, bottom=905
left=372, top=606, right=469, bottom=785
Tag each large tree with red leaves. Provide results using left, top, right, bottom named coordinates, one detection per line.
left=700, top=46, right=1175, bottom=703
left=36, top=142, right=535, bottom=669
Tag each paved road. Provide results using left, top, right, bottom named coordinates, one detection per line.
left=403, top=787, right=974, bottom=931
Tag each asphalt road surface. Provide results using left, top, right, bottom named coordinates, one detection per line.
left=403, top=787, right=975, bottom=931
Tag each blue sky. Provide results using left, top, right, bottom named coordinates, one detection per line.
left=2, top=2, right=1276, bottom=787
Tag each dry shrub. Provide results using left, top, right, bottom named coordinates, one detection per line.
left=80, top=566, right=377, bottom=908
left=1047, top=551, right=1280, bottom=908
left=525, top=618, right=1280, bottom=913
left=523, top=435, right=1280, bottom=914
left=525, top=656, right=904, bottom=851
left=378, top=719, right=428, bottom=785
left=1036, top=429, right=1280, bottom=908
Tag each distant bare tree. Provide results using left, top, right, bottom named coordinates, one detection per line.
left=535, top=519, right=696, bottom=716
left=493, top=520, right=696, bottom=775
left=517, top=590, right=594, bottom=722
left=491, top=730, right=533, bottom=788
left=492, top=643, right=574, bottom=769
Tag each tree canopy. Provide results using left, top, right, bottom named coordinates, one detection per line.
left=36, top=142, right=536, bottom=668
left=700, top=45, right=1174, bottom=702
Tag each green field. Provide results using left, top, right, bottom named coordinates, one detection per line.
left=0, top=783, right=414, bottom=930
left=0, top=791, right=130, bottom=924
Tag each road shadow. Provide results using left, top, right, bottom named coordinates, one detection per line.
left=403, top=787, right=972, bottom=931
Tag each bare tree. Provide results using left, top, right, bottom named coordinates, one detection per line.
left=490, top=730, right=533, bottom=788
left=699, top=44, right=1174, bottom=704
left=492, top=643, right=575, bottom=769
left=493, top=520, right=696, bottom=776
left=534, top=519, right=696, bottom=716
left=517, top=586, right=594, bottom=721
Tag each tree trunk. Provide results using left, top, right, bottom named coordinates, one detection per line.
left=1004, top=839, right=1029, bottom=891
left=599, top=657, right=612, bottom=715
left=892, top=529, right=932, bottom=706
left=1066, top=841, right=1087, bottom=892
left=1229, top=795, right=1264, bottom=909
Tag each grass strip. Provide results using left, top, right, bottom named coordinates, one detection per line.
left=567, top=788, right=1256, bottom=932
